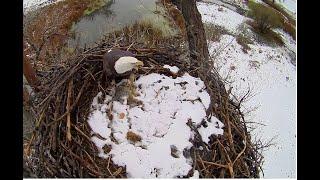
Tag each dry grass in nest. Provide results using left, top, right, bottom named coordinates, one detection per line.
left=24, top=23, right=262, bottom=178
left=126, top=131, right=142, bottom=143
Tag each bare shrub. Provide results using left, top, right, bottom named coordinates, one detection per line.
left=204, top=24, right=231, bottom=42
left=247, top=1, right=281, bottom=33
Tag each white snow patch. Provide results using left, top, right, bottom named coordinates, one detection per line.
left=255, top=0, right=296, bottom=14
left=190, top=170, right=199, bottom=178
left=210, top=34, right=296, bottom=95
left=23, top=0, right=64, bottom=13
left=87, top=73, right=224, bottom=178
left=198, top=116, right=224, bottom=144
left=163, top=64, right=180, bottom=73
left=197, top=2, right=248, bottom=33
left=277, top=0, right=296, bottom=14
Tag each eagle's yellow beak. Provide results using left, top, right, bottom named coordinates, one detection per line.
left=134, top=60, right=144, bottom=70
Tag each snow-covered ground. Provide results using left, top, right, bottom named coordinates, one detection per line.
left=265, top=0, right=296, bottom=14
left=198, top=2, right=296, bottom=178
left=87, top=71, right=224, bottom=178
left=254, top=0, right=296, bottom=15
left=198, top=1, right=248, bottom=33
left=278, top=0, right=296, bottom=14
left=23, top=0, right=63, bottom=13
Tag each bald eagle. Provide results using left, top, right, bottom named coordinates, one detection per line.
left=103, top=49, right=144, bottom=79
left=102, top=49, right=144, bottom=106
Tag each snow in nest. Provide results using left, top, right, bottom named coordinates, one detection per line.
left=190, top=170, right=199, bottom=178
left=163, top=64, right=179, bottom=73
left=87, top=72, right=224, bottom=178
left=197, top=2, right=248, bottom=33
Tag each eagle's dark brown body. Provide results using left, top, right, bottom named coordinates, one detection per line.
left=103, top=49, right=135, bottom=78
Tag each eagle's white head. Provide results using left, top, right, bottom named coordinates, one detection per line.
left=114, top=56, right=144, bottom=74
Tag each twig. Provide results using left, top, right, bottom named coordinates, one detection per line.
left=83, top=150, right=100, bottom=171
left=112, top=167, right=123, bottom=177
left=36, top=57, right=86, bottom=108
left=197, top=153, right=211, bottom=176
left=48, top=79, right=88, bottom=126
left=25, top=107, right=46, bottom=156
left=126, top=42, right=135, bottom=51
left=66, top=79, right=73, bottom=141
left=147, top=57, right=160, bottom=65
left=217, top=139, right=234, bottom=177
left=60, top=143, right=102, bottom=177
left=25, top=133, right=35, bottom=157
left=232, top=133, right=247, bottom=166
left=83, top=54, right=103, bottom=58
left=198, top=160, right=228, bottom=168
left=51, top=92, right=62, bottom=151
left=72, top=124, right=91, bottom=142
left=82, top=67, right=106, bottom=93
left=106, top=156, right=114, bottom=178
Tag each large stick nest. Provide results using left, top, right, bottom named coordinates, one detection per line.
left=24, top=28, right=262, bottom=178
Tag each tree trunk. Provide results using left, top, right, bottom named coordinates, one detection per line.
left=171, top=0, right=228, bottom=117
left=176, top=0, right=210, bottom=68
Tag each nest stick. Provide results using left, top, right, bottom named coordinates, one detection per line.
left=48, top=79, right=88, bottom=126
left=126, top=42, right=135, bottom=51
left=84, top=150, right=100, bottom=172
left=25, top=107, right=46, bottom=156
left=66, top=79, right=73, bottom=141
left=197, top=153, right=210, bottom=176
left=107, top=156, right=114, bottom=178
left=82, top=67, right=106, bottom=93
left=198, top=160, right=228, bottom=168
left=232, top=132, right=247, bottom=166
left=72, top=124, right=91, bottom=142
left=60, top=143, right=102, bottom=177
left=112, top=167, right=123, bottom=177
left=36, top=57, right=86, bottom=108
left=51, top=92, right=62, bottom=151
left=217, top=139, right=234, bottom=177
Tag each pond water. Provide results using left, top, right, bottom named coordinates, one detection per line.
left=67, top=0, right=173, bottom=49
